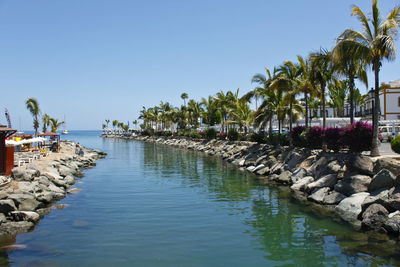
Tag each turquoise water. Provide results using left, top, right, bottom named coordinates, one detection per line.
left=0, top=131, right=399, bottom=266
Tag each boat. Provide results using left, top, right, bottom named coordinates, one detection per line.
left=62, top=115, right=68, bottom=134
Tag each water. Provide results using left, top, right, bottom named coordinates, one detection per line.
left=1, top=130, right=400, bottom=266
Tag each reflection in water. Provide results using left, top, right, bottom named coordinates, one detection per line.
left=143, top=142, right=400, bottom=266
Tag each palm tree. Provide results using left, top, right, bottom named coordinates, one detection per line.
left=187, top=99, right=203, bottom=129
left=247, top=68, right=276, bottom=135
left=50, top=118, right=65, bottom=133
left=132, top=120, right=138, bottom=130
left=181, top=93, right=188, bottom=107
left=201, top=96, right=221, bottom=127
left=332, top=38, right=368, bottom=123
left=338, top=0, right=400, bottom=156
left=270, top=61, right=301, bottom=132
left=26, top=98, right=40, bottom=136
left=328, top=80, right=348, bottom=117
left=215, top=90, right=233, bottom=132
left=105, top=119, right=110, bottom=129
left=112, top=120, right=119, bottom=129
left=310, top=48, right=335, bottom=129
left=297, top=55, right=315, bottom=128
left=42, top=113, right=50, bottom=133
left=224, top=100, right=253, bottom=134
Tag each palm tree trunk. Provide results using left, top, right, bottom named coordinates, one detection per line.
left=370, top=62, right=381, bottom=157
left=321, top=81, right=326, bottom=129
left=349, top=76, right=355, bottom=124
left=305, top=92, right=308, bottom=128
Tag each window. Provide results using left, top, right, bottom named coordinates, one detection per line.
left=398, top=97, right=400, bottom=107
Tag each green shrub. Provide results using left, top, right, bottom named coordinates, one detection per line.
left=204, top=128, right=217, bottom=140
left=189, top=130, right=202, bottom=139
left=391, top=136, right=400, bottom=154
left=227, top=128, right=239, bottom=141
left=248, top=131, right=267, bottom=143
left=267, top=132, right=289, bottom=146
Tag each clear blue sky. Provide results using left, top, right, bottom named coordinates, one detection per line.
left=0, top=0, right=399, bottom=130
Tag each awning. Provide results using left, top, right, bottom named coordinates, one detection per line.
left=6, top=137, right=46, bottom=146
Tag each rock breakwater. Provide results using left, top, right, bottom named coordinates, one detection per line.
left=0, top=141, right=106, bottom=235
left=104, top=134, right=400, bottom=235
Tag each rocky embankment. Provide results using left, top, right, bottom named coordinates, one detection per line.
left=104, top=134, right=400, bottom=235
left=0, top=141, right=106, bottom=235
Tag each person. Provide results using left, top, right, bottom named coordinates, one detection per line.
left=75, top=143, right=80, bottom=154
left=79, top=148, right=84, bottom=156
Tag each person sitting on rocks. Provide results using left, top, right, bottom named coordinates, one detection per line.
left=75, top=143, right=80, bottom=154
left=79, top=148, right=84, bottom=156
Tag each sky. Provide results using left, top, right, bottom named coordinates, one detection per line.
left=0, top=0, right=399, bottom=130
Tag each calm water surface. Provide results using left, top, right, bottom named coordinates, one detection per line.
left=0, top=130, right=399, bottom=266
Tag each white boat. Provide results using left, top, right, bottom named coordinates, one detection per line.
left=62, top=129, right=69, bottom=135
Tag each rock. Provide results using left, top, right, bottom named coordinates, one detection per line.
left=361, top=204, right=389, bottom=232
left=290, top=176, right=314, bottom=192
left=256, top=167, right=270, bottom=176
left=63, top=175, right=75, bottom=185
left=308, top=187, right=330, bottom=203
left=11, top=169, right=38, bottom=182
left=374, top=157, right=400, bottom=177
left=26, top=163, right=40, bottom=173
left=334, top=174, right=371, bottom=196
left=270, top=163, right=283, bottom=175
left=276, top=170, right=292, bottom=184
left=379, top=187, right=400, bottom=212
left=361, top=188, right=390, bottom=212
left=290, top=168, right=307, bottom=184
left=0, top=213, right=6, bottom=224
left=383, top=215, right=400, bottom=234
left=369, top=169, right=396, bottom=193
left=36, top=208, right=51, bottom=218
left=335, top=192, right=370, bottom=227
left=306, top=156, right=331, bottom=178
left=298, top=155, right=316, bottom=169
left=19, top=199, right=41, bottom=211
left=0, top=221, right=34, bottom=235
left=252, top=164, right=265, bottom=173
left=67, top=188, right=81, bottom=194
left=347, top=154, right=374, bottom=176
left=10, top=211, right=40, bottom=223
left=322, top=191, right=347, bottom=205
left=43, top=172, right=68, bottom=188
left=0, top=199, right=17, bottom=213
left=286, top=152, right=304, bottom=171
left=246, top=166, right=256, bottom=172
left=58, top=165, right=72, bottom=177
left=306, top=174, right=337, bottom=193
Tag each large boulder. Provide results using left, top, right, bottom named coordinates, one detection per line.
left=361, top=203, right=389, bottom=232
left=335, top=192, right=370, bottom=227
left=276, top=170, right=292, bottom=184
left=256, top=167, right=270, bottom=176
left=346, top=154, right=374, bottom=176
left=10, top=211, right=40, bottom=223
left=308, top=187, right=330, bottom=203
left=58, top=165, right=73, bottom=177
left=374, top=157, right=400, bottom=177
left=383, top=212, right=400, bottom=235
left=290, top=168, right=307, bottom=184
left=334, top=174, right=371, bottom=196
left=369, top=169, right=396, bottom=193
left=0, top=221, right=34, bottom=235
left=290, top=176, right=314, bottom=192
left=306, top=174, right=337, bottom=193
left=18, top=199, right=42, bottom=211
left=0, top=199, right=17, bottom=213
left=322, top=191, right=347, bottom=205
left=286, top=152, right=304, bottom=171
left=11, top=168, right=38, bottom=182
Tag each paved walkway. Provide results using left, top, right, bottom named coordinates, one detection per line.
left=378, top=142, right=399, bottom=157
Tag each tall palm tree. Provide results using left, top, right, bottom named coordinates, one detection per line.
left=310, top=48, right=335, bottom=129
left=297, top=55, right=315, bottom=128
left=50, top=118, right=65, bottom=133
left=42, top=113, right=50, bottom=133
left=187, top=99, right=203, bottom=129
left=25, top=98, right=40, bottom=136
left=181, top=93, right=188, bottom=107
left=338, top=0, right=400, bottom=156
left=270, top=61, right=301, bottom=132
left=201, top=96, right=220, bottom=127
left=105, top=119, right=110, bottom=129
left=224, top=100, right=253, bottom=134
left=328, top=80, right=348, bottom=117
left=215, top=91, right=231, bottom=132
left=332, top=38, right=368, bottom=123
left=112, top=120, right=119, bottom=129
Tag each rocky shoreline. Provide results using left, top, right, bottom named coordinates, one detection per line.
left=0, top=141, right=106, bottom=236
left=103, top=134, right=400, bottom=236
